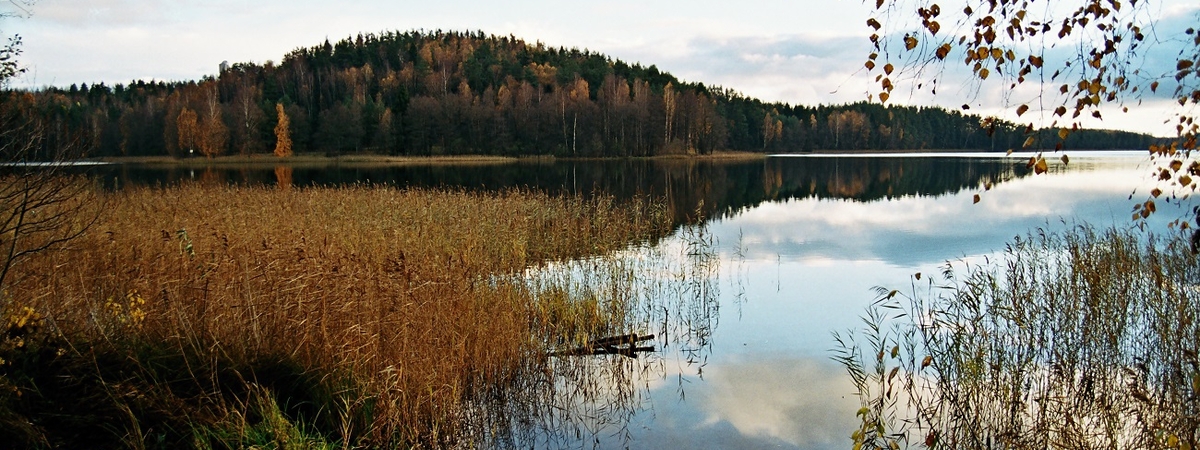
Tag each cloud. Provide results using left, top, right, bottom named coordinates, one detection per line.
left=25, top=0, right=171, bottom=27
left=621, top=355, right=858, bottom=450
left=716, top=158, right=1168, bottom=268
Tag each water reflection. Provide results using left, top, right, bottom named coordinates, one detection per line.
left=69, top=152, right=1172, bottom=448
left=554, top=152, right=1164, bottom=450
left=81, top=154, right=1037, bottom=228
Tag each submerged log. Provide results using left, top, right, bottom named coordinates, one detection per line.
left=550, top=333, right=656, bottom=359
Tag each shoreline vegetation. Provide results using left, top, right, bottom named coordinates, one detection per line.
left=0, top=181, right=674, bottom=448
left=86, top=150, right=768, bottom=167
left=836, top=225, right=1200, bottom=449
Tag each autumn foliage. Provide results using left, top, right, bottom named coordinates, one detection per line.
left=864, top=0, right=1199, bottom=216
left=273, top=103, right=292, bottom=157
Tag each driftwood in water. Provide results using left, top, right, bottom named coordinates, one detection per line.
left=550, top=333, right=655, bottom=358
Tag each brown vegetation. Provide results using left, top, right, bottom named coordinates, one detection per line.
left=836, top=225, right=1200, bottom=449
left=0, top=183, right=670, bottom=447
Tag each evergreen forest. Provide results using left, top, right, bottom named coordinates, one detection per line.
left=2, top=30, right=1160, bottom=160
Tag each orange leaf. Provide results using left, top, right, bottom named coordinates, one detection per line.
left=880, top=92, right=890, bottom=102
left=973, top=194, right=981, bottom=204
left=884, top=63, right=894, bottom=75
left=1151, top=81, right=1159, bottom=93
left=1058, top=128, right=1070, bottom=140
left=936, top=43, right=952, bottom=60
left=1061, top=154, right=1070, bottom=165
left=905, top=35, right=919, bottom=50
left=1034, top=157, right=1048, bottom=174
left=1016, top=104, right=1029, bottom=116
left=979, top=68, right=990, bottom=80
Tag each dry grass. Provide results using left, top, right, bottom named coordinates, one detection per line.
left=835, top=225, right=1200, bottom=450
left=0, top=182, right=670, bottom=448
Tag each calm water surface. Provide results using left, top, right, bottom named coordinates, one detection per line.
left=87, top=151, right=1171, bottom=449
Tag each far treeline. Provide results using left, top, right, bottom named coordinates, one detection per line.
left=3, top=30, right=1160, bottom=159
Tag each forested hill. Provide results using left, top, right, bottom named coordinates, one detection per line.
left=5, top=30, right=1158, bottom=159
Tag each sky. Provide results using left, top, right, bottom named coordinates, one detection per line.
left=3, top=0, right=1197, bottom=136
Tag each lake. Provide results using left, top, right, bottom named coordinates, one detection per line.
left=80, top=151, right=1171, bottom=448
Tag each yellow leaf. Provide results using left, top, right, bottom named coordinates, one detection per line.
left=991, top=48, right=1003, bottom=60
left=891, top=346, right=900, bottom=358
left=936, top=43, right=952, bottom=60
left=1035, top=157, right=1048, bottom=174
left=1181, top=175, right=1193, bottom=186
left=1022, top=136, right=1035, bottom=148
left=866, top=60, right=876, bottom=70
left=979, top=68, right=990, bottom=80
left=879, top=92, right=890, bottom=102
left=1058, top=128, right=1070, bottom=140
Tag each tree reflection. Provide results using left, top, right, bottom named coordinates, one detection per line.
left=85, top=156, right=1031, bottom=229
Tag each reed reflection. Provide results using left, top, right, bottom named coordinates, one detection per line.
left=468, top=222, right=721, bottom=448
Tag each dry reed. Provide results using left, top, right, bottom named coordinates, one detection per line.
left=835, top=225, right=1200, bottom=450
left=0, top=182, right=671, bottom=448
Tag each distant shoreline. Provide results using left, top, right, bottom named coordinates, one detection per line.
left=86, top=150, right=768, bottom=166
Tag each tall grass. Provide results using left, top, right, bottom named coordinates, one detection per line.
left=0, top=182, right=674, bottom=448
left=835, top=225, right=1200, bottom=450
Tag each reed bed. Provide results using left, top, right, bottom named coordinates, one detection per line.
left=0, top=182, right=671, bottom=448
left=835, top=225, right=1200, bottom=450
